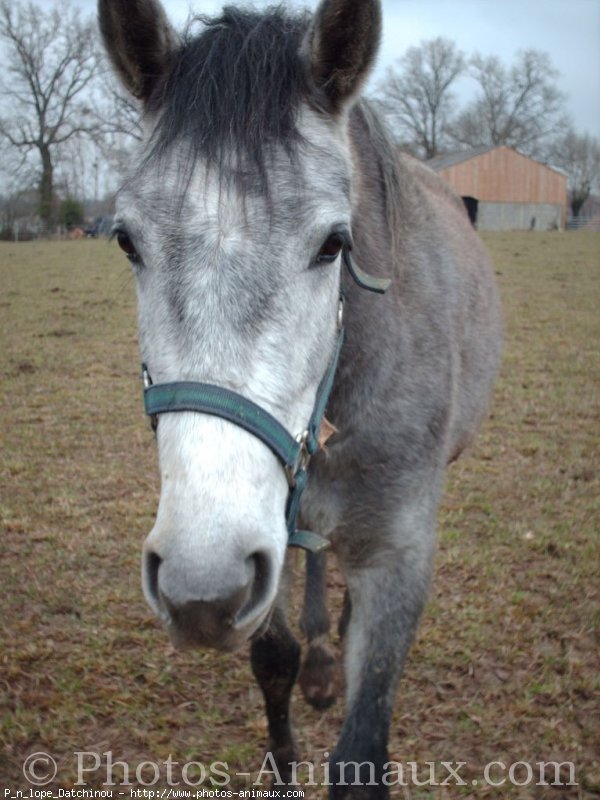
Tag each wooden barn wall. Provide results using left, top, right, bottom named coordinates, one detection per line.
left=439, top=147, right=567, bottom=207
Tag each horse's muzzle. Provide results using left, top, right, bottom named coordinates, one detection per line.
left=142, top=547, right=275, bottom=651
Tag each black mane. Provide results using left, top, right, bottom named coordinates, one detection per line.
left=147, top=6, right=311, bottom=188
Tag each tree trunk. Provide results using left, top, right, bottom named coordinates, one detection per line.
left=39, top=146, right=55, bottom=233
left=570, top=193, right=587, bottom=218
left=570, top=180, right=591, bottom=219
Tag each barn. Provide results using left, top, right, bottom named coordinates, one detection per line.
left=427, top=145, right=568, bottom=231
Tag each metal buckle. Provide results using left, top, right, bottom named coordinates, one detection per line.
left=142, top=364, right=153, bottom=389
left=141, top=365, right=158, bottom=432
left=285, top=430, right=310, bottom=488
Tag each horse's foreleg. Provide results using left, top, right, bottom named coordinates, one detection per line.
left=330, top=542, right=434, bottom=799
left=250, top=604, right=301, bottom=784
left=298, top=550, right=341, bottom=710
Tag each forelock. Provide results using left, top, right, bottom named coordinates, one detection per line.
left=145, top=6, right=313, bottom=194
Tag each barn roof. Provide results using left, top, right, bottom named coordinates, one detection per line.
left=427, top=145, right=568, bottom=178
left=427, top=146, right=494, bottom=172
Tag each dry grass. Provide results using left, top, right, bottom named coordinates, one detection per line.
left=0, top=233, right=598, bottom=797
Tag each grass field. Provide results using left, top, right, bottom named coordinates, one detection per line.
left=1, top=232, right=599, bottom=797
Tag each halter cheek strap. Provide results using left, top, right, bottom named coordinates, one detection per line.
left=142, top=328, right=344, bottom=552
left=141, top=247, right=389, bottom=552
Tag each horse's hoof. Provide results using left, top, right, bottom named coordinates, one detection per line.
left=298, top=638, right=341, bottom=710
left=266, top=738, right=300, bottom=785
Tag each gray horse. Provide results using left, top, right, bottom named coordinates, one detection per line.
left=99, top=0, right=502, bottom=796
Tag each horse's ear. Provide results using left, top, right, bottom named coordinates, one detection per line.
left=303, top=0, right=381, bottom=112
left=98, top=0, right=177, bottom=103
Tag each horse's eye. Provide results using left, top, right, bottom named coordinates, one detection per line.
left=316, top=232, right=345, bottom=264
left=116, top=231, right=138, bottom=260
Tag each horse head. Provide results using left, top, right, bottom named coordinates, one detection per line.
left=99, top=0, right=382, bottom=651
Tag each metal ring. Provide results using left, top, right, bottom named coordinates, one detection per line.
left=285, top=430, right=310, bottom=487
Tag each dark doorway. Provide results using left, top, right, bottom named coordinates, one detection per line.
left=461, top=196, right=478, bottom=226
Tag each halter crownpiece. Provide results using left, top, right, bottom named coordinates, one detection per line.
left=141, top=246, right=390, bottom=552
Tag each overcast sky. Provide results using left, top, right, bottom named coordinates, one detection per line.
left=34, top=0, right=600, bottom=137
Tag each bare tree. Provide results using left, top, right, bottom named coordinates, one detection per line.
left=549, top=129, right=600, bottom=218
left=92, top=72, right=144, bottom=180
left=97, top=80, right=144, bottom=144
left=377, top=38, right=465, bottom=160
left=0, top=0, right=100, bottom=229
left=451, top=50, right=568, bottom=156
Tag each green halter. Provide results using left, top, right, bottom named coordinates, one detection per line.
left=142, top=247, right=390, bottom=552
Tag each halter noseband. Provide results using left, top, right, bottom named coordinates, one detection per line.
left=141, top=248, right=390, bottom=553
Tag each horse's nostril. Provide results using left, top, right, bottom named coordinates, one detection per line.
left=251, top=550, right=269, bottom=587
left=236, top=551, right=272, bottom=627
left=143, top=549, right=163, bottom=609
